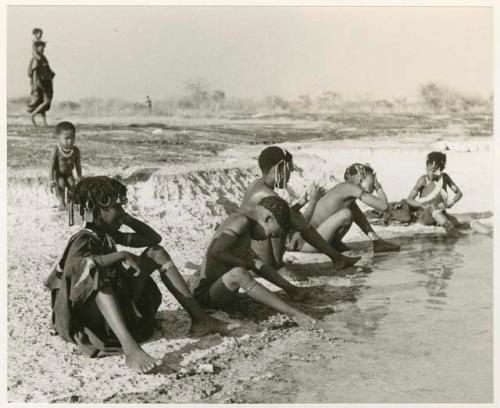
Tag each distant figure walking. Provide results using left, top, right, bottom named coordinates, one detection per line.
left=145, top=96, right=152, bottom=115
left=27, top=28, right=55, bottom=126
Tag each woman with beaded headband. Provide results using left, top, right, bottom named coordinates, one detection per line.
left=290, top=163, right=400, bottom=254
left=45, top=176, right=236, bottom=373
left=240, top=146, right=360, bottom=275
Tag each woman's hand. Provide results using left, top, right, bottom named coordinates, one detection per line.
left=307, top=183, right=326, bottom=203
left=123, top=252, right=142, bottom=277
left=243, top=254, right=257, bottom=271
left=373, top=174, right=382, bottom=191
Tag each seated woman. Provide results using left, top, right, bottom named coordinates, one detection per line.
left=289, top=163, right=400, bottom=253
left=45, top=176, right=234, bottom=373
left=407, top=152, right=492, bottom=237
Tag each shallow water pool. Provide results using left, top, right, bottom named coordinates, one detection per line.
left=241, top=234, right=493, bottom=403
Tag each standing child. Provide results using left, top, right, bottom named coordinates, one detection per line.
left=44, top=176, right=235, bottom=372
left=406, top=152, right=491, bottom=237
left=49, top=121, right=82, bottom=210
left=192, top=195, right=315, bottom=327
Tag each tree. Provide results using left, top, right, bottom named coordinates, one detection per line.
left=184, top=78, right=210, bottom=108
left=419, top=82, right=444, bottom=111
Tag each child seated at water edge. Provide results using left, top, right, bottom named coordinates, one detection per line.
left=406, top=152, right=491, bottom=237
left=241, top=146, right=360, bottom=271
left=191, top=196, right=316, bottom=328
left=288, top=163, right=400, bottom=253
left=44, top=176, right=235, bottom=373
left=49, top=121, right=82, bottom=210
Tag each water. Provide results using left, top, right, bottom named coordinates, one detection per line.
left=241, top=234, right=493, bottom=403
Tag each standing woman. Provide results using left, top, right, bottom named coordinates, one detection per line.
left=27, top=39, right=55, bottom=126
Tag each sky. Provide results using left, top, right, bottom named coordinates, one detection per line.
left=7, top=6, right=493, bottom=102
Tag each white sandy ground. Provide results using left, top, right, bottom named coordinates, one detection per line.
left=7, top=134, right=492, bottom=403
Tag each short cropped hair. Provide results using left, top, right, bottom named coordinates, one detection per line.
left=344, top=163, right=374, bottom=181
left=55, top=121, right=76, bottom=135
left=426, top=152, right=446, bottom=170
left=258, top=146, right=293, bottom=172
left=32, top=28, right=43, bottom=35
left=258, top=195, right=291, bottom=231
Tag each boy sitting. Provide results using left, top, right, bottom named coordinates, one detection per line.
left=290, top=163, right=399, bottom=253
left=192, top=196, right=316, bottom=327
left=49, top=121, right=82, bottom=210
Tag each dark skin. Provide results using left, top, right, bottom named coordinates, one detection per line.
left=28, top=43, right=53, bottom=126
left=49, top=130, right=82, bottom=209
left=88, top=203, right=237, bottom=372
left=240, top=161, right=360, bottom=269
left=301, top=173, right=399, bottom=253
left=200, top=206, right=315, bottom=327
left=205, top=209, right=307, bottom=301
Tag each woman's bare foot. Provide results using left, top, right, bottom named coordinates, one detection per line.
left=373, top=239, right=400, bottom=253
left=291, top=311, right=316, bottom=328
left=30, top=115, right=37, bottom=127
left=288, top=286, right=310, bottom=302
left=190, top=315, right=240, bottom=337
left=333, top=254, right=361, bottom=270
left=470, top=220, right=493, bottom=236
left=125, top=347, right=161, bottom=373
left=57, top=203, right=67, bottom=211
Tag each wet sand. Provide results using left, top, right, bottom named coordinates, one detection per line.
left=7, top=115, right=493, bottom=403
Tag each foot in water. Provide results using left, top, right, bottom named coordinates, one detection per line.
left=333, top=254, right=361, bottom=270
left=190, top=315, right=240, bottom=337
left=446, top=227, right=464, bottom=239
left=288, top=286, right=311, bottom=302
left=291, top=311, right=317, bottom=328
left=373, top=239, right=400, bottom=253
left=125, top=347, right=161, bottom=373
left=331, top=239, right=351, bottom=253
left=443, top=221, right=464, bottom=239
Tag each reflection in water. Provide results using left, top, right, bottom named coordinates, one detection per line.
left=325, top=236, right=465, bottom=337
left=404, top=236, right=464, bottom=306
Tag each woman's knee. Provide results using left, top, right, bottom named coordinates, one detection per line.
left=338, top=208, right=353, bottom=224
left=145, top=245, right=170, bottom=265
left=224, top=267, right=252, bottom=288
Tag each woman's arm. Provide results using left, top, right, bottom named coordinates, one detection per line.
left=300, top=184, right=325, bottom=227
left=210, top=230, right=254, bottom=270
left=406, top=176, right=426, bottom=208
left=94, top=251, right=130, bottom=267
left=111, top=215, right=162, bottom=248
left=350, top=181, right=388, bottom=212
left=444, top=173, right=463, bottom=208
left=94, top=251, right=142, bottom=276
